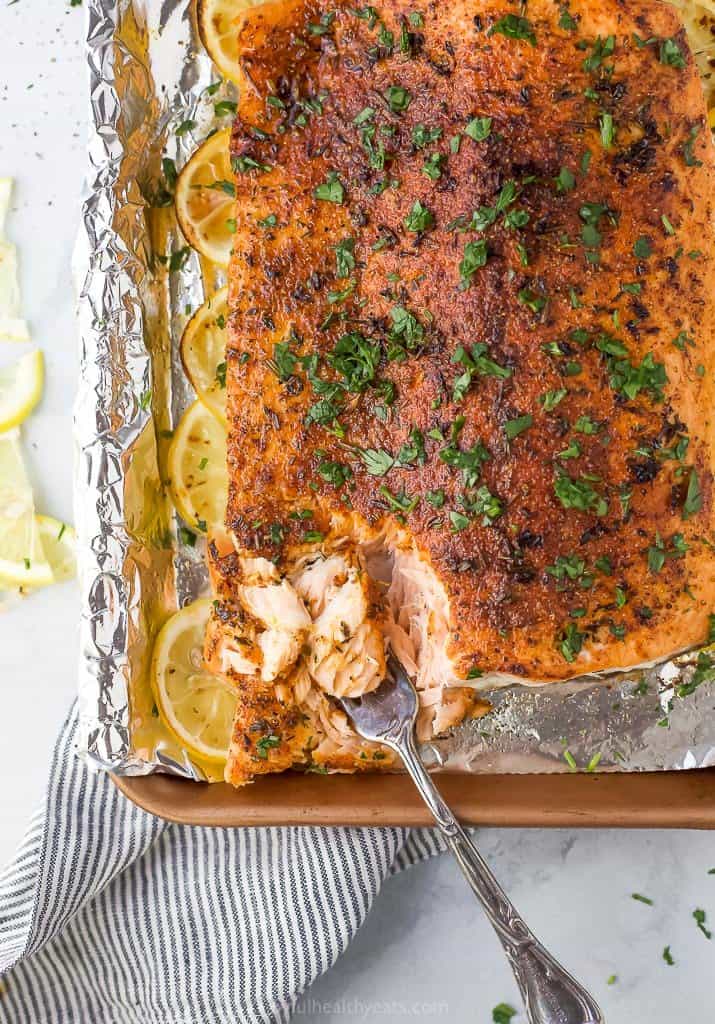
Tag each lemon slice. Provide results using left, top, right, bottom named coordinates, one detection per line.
left=197, top=0, right=266, bottom=83
left=168, top=400, right=228, bottom=531
left=36, top=515, right=77, bottom=583
left=0, top=350, right=43, bottom=432
left=0, top=429, right=53, bottom=588
left=175, top=130, right=235, bottom=266
left=151, top=597, right=237, bottom=763
left=180, top=287, right=228, bottom=422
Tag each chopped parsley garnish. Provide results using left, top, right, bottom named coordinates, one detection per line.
left=504, top=414, right=533, bottom=440
left=558, top=7, right=578, bottom=31
left=422, top=152, right=445, bottom=180
left=214, top=99, right=238, bottom=117
left=459, top=240, right=489, bottom=285
left=232, top=155, right=271, bottom=174
left=634, top=236, right=652, bottom=260
left=327, top=332, right=381, bottom=392
left=384, top=85, right=412, bottom=113
left=412, top=124, right=442, bottom=148
left=694, top=908, right=712, bottom=939
left=660, top=38, right=686, bottom=68
left=647, top=532, right=685, bottom=574
left=388, top=305, right=425, bottom=360
left=682, top=468, right=702, bottom=520
left=464, top=116, right=492, bottom=142
left=440, top=440, right=490, bottom=487
left=518, top=287, right=547, bottom=314
left=540, top=388, right=568, bottom=412
left=426, top=489, right=445, bottom=508
left=678, top=651, right=715, bottom=697
left=632, top=893, right=654, bottom=906
left=503, top=209, right=529, bottom=230
left=175, top=119, right=196, bottom=136
left=559, top=623, right=585, bottom=662
left=574, top=414, right=599, bottom=434
left=452, top=343, right=511, bottom=401
left=334, top=237, right=356, bottom=277
left=554, top=472, right=607, bottom=516
left=379, top=484, right=419, bottom=515
left=608, top=352, right=667, bottom=402
left=462, top=485, right=503, bottom=524
left=169, top=247, right=191, bottom=273
left=449, top=510, right=470, bottom=532
left=599, top=112, right=615, bottom=149
left=662, top=946, right=675, bottom=966
left=314, top=171, right=345, bottom=203
left=556, top=166, right=576, bottom=192
left=583, top=35, right=615, bottom=73
left=492, top=1005, right=517, bottom=1024
left=255, top=734, right=281, bottom=759
left=359, top=448, right=394, bottom=476
left=488, top=14, right=536, bottom=46
left=673, top=330, right=695, bottom=351
left=317, top=458, right=353, bottom=487
left=404, top=200, right=434, bottom=232
left=683, top=126, right=703, bottom=168
left=268, top=342, right=297, bottom=382
left=257, top=213, right=277, bottom=229
left=308, top=11, right=335, bottom=35
left=178, top=526, right=196, bottom=547
left=547, top=553, right=587, bottom=584
left=397, top=428, right=427, bottom=466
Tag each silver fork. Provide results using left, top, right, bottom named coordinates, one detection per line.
left=340, top=657, right=604, bottom=1024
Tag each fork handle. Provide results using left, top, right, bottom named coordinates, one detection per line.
left=393, top=725, right=604, bottom=1024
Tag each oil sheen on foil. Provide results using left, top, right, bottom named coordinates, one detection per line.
left=74, top=0, right=715, bottom=781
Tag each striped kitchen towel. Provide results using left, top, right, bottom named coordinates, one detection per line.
left=0, top=705, right=443, bottom=1024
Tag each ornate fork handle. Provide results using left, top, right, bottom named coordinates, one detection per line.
left=390, top=721, right=604, bottom=1024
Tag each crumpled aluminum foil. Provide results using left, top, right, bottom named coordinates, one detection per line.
left=74, top=0, right=715, bottom=781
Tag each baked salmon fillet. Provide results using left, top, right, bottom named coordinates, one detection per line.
left=206, top=0, right=715, bottom=784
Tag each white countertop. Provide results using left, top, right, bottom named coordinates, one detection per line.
left=1, top=6, right=713, bottom=1022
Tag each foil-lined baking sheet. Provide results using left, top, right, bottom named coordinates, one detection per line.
left=74, top=0, right=715, bottom=782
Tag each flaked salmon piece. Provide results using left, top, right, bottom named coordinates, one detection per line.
left=291, top=549, right=386, bottom=697
left=207, top=537, right=393, bottom=780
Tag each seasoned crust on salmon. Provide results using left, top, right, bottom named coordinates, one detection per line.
left=207, top=0, right=715, bottom=784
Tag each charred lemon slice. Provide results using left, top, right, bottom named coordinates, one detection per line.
left=180, top=287, right=228, bottom=423
left=175, top=129, right=235, bottom=266
left=168, top=400, right=228, bottom=532
left=197, top=0, right=267, bottom=83
left=151, top=597, right=237, bottom=763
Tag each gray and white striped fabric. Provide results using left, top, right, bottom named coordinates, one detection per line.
left=0, top=705, right=443, bottom=1023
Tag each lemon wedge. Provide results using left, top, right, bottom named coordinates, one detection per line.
left=175, top=130, right=235, bottom=266
left=0, top=178, right=30, bottom=343
left=151, top=597, right=237, bottom=763
left=197, top=0, right=267, bottom=84
left=168, top=400, right=228, bottom=532
left=36, top=515, right=77, bottom=583
left=0, top=429, right=53, bottom=588
left=0, top=349, right=43, bottom=432
left=180, top=287, right=228, bottom=423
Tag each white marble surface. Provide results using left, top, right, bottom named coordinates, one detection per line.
left=0, top=6, right=714, bottom=1023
